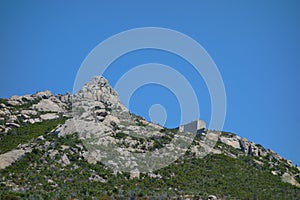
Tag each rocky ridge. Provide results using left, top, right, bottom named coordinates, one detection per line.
left=215, top=132, right=300, bottom=188
left=0, top=76, right=299, bottom=199
left=0, top=90, right=71, bottom=170
left=0, top=90, right=71, bottom=133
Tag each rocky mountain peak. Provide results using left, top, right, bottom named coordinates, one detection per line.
left=73, top=76, right=125, bottom=111
left=0, top=76, right=300, bottom=199
left=60, top=76, right=198, bottom=173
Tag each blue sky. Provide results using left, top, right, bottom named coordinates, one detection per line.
left=1, top=1, right=299, bottom=165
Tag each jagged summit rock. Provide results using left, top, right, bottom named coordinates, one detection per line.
left=73, top=76, right=127, bottom=112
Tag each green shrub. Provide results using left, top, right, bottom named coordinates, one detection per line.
left=115, top=132, right=127, bottom=139
left=136, top=121, right=146, bottom=126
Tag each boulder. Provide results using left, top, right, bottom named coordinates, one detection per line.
left=0, top=125, right=5, bottom=132
left=37, top=135, right=45, bottom=141
left=82, top=151, right=98, bottom=164
left=103, top=115, right=120, bottom=128
left=33, top=99, right=64, bottom=112
left=7, top=100, right=20, bottom=106
left=21, top=110, right=38, bottom=116
left=282, top=172, right=300, bottom=188
left=0, top=110, right=6, bottom=117
left=287, top=160, right=293, bottom=167
left=0, top=103, right=6, bottom=108
left=0, top=148, right=32, bottom=169
left=7, top=115, right=18, bottom=123
left=10, top=94, right=34, bottom=102
left=272, top=171, right=280, bottom=176
left=220, top=136, right=241, bottom=149
left=5, top=122, right=20, bottom=128
left=40, top=113, right=59, bottom=120
left=96, top=116, right=105, bottom=122
left=10, top=95, right=20, bottom=101
left=208, top=195, right=217, bottom=200
left=59, top=92, right=71, bottom=103
left=130, top=168, right=140, bottom=179
left=61, top=153, right=70, bottom=165
left=18, top=114, right=30, bottom=120
left=89, top=174, right=106, bottom=183
left=60, top=146, right=69, bottom=152
left=34, top=90, right=52, bottom=99
left=27, top=118, right=41, bottom=124
left=20, top=95, right=34, bottom=102
left=49, top=149, right=59, bottom=159
left=94, top=109, right=108, bottom=117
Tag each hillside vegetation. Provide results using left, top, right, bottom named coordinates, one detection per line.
left=1, top=77, right=299, bottom=199
left=0, top=120, right=299, bottom=199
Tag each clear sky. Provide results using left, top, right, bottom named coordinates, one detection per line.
left=1, top=1, right=299, bottom=165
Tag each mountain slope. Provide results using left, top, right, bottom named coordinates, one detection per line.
left=0, top=76, right=299, bottom=199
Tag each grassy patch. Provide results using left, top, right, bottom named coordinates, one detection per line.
left=0, top=118, right=66, bottom=154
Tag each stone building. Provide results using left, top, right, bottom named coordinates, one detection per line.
left=179, top=120, right=206, bottom=134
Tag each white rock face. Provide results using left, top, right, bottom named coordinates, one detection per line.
left=33, top=99, right=64, bottom=112
left=219, top=136, right=241, bottom=149
left=40, top=113, right=59, bottom=120
left=7, top=100, right=20, bottom=106
left=58, top=92, right=71, bottom=103
left=21, top=110, right=38, bottom=116
left=61, top=153, right=70, bottom=165
left=0, top=148, right=32, bottom=169
left=239, top=138, right=267, bottom=157
left=282, top=172, right=300, bottom=188
left=73, top=76, right=127, bottom=112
